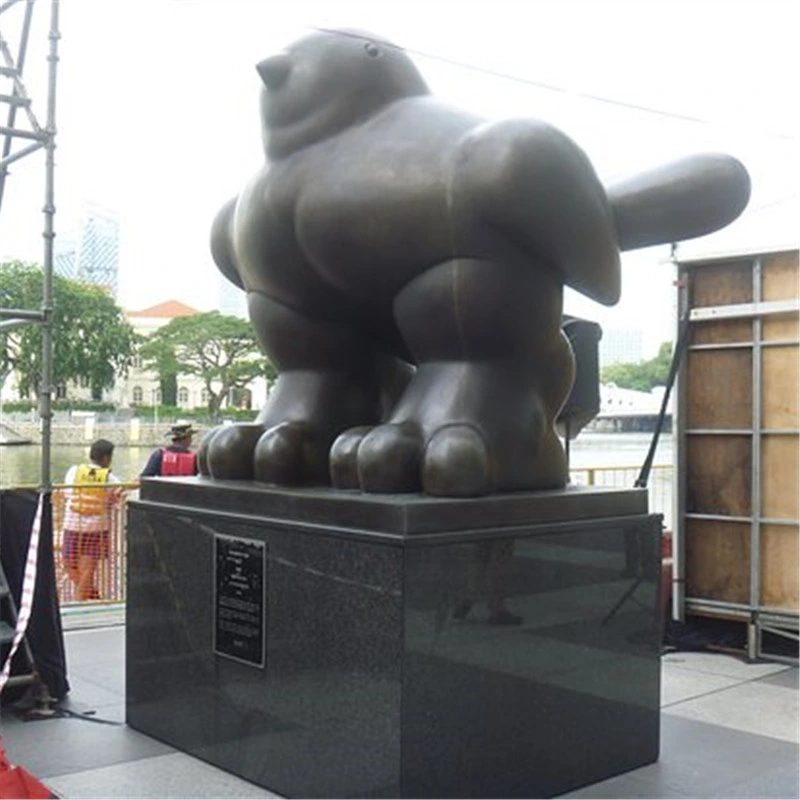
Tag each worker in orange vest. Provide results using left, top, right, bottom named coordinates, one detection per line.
left=140, top=422, right=199, bottom=477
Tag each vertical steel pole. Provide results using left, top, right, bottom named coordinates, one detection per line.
left=749, top=256, right=763, bottom=659
left=39, top=0, right=59, bottom=490
left=672, top=248, right=688, bottom=622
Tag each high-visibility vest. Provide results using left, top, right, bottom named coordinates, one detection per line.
left=161, top=449, right=197, bottom=476
left=70, top=463, right=111, bottom=516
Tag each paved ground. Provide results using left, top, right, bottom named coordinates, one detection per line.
left=0, top=625, right=797, bottom=799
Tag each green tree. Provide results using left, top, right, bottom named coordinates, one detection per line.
left=601, top=341, right=674, bottom=392
left=137, top=335, right=180, bottom=406
left=0, top=260, right=136, bottom=399
left=140, top=311, right=276, bottom=418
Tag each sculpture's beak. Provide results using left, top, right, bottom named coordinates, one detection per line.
left=256, top=55, right=292, bottom=90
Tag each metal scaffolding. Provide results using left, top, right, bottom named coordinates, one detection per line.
left=0, top=0, right=60, bottom=490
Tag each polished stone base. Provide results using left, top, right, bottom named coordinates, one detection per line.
left=126, top=479, right=662, bottom=799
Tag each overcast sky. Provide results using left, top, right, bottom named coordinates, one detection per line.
left=1, top=0, right=797, bottom=357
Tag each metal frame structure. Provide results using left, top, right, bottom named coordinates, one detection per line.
left=673, top=246, right=800, bottom=663
left=0, top=0, right=59, bottom=491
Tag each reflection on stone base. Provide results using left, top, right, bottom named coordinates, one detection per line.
left=126, top=479, right=662, bottom=799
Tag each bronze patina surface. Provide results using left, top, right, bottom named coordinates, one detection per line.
left=202, top=28, right=750, bottom=496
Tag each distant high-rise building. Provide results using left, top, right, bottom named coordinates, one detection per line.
left=54, top=204, right=120, bottom=296
left=599, top=329, right=644, bottom=367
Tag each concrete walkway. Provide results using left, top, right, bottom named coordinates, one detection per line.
left=0, top=625, right=797, bottom=799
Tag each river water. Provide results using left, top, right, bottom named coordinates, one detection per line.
left=0, top=432, right=672, bottom=487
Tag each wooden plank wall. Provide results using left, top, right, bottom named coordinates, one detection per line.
left=683, top=249, right=799, bottom=615
left=760, top=250, right=798, bottom=611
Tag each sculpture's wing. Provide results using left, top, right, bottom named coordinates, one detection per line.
left=469, top=122, right=749, bottom=306
left=470, top=120, right=622, bottom=306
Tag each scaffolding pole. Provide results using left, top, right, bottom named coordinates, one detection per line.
left=0, top=0, right=34, bottom=209
left=0, top=0, right=59, bottom=491
left=39, top=0, right=58, bottom=491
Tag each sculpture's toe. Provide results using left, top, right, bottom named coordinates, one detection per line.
left=330, top=426, right=374, bottom=489
left=358, top=423, right=423, bottom=493
left=422, top=424, right=491, bottom=497
left=254, top=421, right=329, bottom=485
left=206, top=423, right=265, bottom=480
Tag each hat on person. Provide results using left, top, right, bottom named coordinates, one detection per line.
left=167, top=422, right=198, bottom=440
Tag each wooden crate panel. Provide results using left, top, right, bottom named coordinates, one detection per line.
left=687, top=349, right=752, bottom=428
left=762, top=315, right=799, bottom=341
left=760, top=524, right=799, bottom=611
left=690, top=319, right=753, bottom=345
left=762, top=250, right=798, bottom=340
left=689, top=260, right=753, bottom=307
left=763, top=346, right=799, bottom=429
left=761, top=435, right=799, bottom=520
left=686, top=519, right=750, bottom=604
left=762, top=251, right=799, bottom=302
left=687, top=435, right=751, bottom=516
left=680, top=250, right=799, bottom=618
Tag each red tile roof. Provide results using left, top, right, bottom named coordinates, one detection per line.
left=128, top=300, right=201, bottom=318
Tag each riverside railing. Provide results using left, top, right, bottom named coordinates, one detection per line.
left=569, top=464, right=673, bottom=530
left=49, top=465, right=672, bottom=608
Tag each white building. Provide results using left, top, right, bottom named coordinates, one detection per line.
left=116, top=299, right=270, bottom=413
left=600, top=383, right=668, bottom=415
left=116, top=300, right=208, bottom=409
left=592, top=383, right=672, bottom=433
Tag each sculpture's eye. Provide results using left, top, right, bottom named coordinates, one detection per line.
left=364, top=42, right=380, bottom=58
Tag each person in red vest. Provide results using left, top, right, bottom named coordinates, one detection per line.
left=140, top=422, right=199, bottom=477
left=62, top=438, right=122, bottom=601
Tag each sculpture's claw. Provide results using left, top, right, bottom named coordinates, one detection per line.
left=422, top=424, right=490, bottom=497
left=206, top=423, right=265, bottom=480
left=356, top=422, right=423, bottom=494
left=254, top=421, right=330, bottom=485
left=330, top=426, right=374, bottom=489
left=339, top=421, right=492, bottom=496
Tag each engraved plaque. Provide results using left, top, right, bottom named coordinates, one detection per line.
left=213, top=534, right=266, bottom=667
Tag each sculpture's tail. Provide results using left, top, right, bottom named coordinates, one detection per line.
left=605, top=153, right=751, bottom=251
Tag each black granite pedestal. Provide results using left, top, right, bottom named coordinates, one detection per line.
left=126, top=479, right=662, bottom=799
